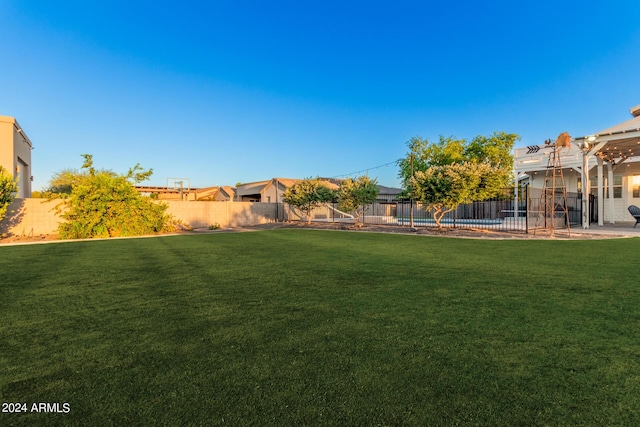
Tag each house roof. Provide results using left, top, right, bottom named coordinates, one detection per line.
left=235, top=180, right=271, bottom=196
left=594, top=113, right=640, bottom=137
left=377, top=185, right=403, bottom=195
left=219, top=186, right=236, bottom=199
left=515, top=105, right=640, bottom=169
left=583, top=107, right=640, bottom=164
left=237, top=177, right=400, bottom=197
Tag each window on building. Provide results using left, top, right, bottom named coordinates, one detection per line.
left=633, top=175, right=640, bottom=198
left=589, top=175, right=622, bottom=198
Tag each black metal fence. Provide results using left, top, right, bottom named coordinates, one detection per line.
left=283, top=187, right=597, bottom=234
left=283, top=188, right=522, bottom=232
left=526, top=188, right=584, bottom=232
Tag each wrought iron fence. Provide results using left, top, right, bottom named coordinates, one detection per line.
left=282, top=187, right=595, bottom=233
left=526, top=187, right=583, bottom=232
left=283, top=188, right=527, bottom=232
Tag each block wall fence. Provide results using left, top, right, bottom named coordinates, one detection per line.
left=0, top=199, right=284, bottom=237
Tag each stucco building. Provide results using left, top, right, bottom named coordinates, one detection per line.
left=0, top=116, right=33, bottom=198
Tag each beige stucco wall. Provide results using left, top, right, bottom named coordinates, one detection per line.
left=0, top=199, right=284, bottom=237
left=261, top=183, right=286, bottom=203
left=0, top=119, right=12, bottom=175
left=0, top=116, right=33, bottom=198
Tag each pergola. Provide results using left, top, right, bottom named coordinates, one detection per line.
left=574, top=105, right=640, bottom=228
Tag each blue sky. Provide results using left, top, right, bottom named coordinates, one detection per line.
left=2, top=1, right=639, bottom=191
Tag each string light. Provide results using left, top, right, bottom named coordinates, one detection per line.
left=328, top=160, right=397, bottom=179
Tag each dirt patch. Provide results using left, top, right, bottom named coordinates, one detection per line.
left=0, top=232, right=61, bottom=244
left=224, top=221, right=613, bottom=240
left=0, top=221, right=622, bottom=244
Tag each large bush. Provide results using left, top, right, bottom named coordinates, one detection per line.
left=52, top=155, right=175, bottom=239
left=0, top=165, right=18, bottom=222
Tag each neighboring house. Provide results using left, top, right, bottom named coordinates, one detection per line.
left=236, top=179, right=273, bottom=202
left=0, top=116, right=33, bottom=198
left=376, top=184, right=404, bottom=202
left=217, top=186, right=236, bottom=201
left=191, top=185, right=236, bottom=201
left=237, top=178, right=337, bottom=203
left=514, top=104, right=640, bottom=227
left=236, top=177, right=402, bottom=203
left=135, top=185, right=236, bottom=201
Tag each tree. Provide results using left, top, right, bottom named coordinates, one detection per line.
left=0, top=166, right=18, bottom=222
left=397, top=132, right=518, bottom=188
left=398, top=132, right=519, bottom=228
left=282, top=178, right=336, bottom=224
left=411, top=162, right=504, bottom=228
left=44, top=166, right=118, bottom=196
left=50, top=154, right=175, bottom=239
left=337, top=176, right=380, bottom=225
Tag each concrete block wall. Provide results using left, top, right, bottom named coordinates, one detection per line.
left=163, top=201, right=282, bottom=228
left=0, top=198, right=64, bottom=236
left=0, top=199, right=282, bottom=236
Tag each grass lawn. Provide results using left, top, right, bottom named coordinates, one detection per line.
left=1, top=230, right=640, bottom=426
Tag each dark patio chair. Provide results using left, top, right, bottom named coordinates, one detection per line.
left=628, top=205, right=640, bottom=228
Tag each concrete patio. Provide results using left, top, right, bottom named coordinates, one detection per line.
left=570, top=221, right=640, bottom=238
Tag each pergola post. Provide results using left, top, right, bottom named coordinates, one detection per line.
left=597, top=156, right=604, bottom=226
left=607, top=163, right=615, bottom=224
left=580, top=153, right=589, bottom=229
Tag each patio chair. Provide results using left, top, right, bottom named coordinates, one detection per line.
left=628, top=205, right=640, bottom=228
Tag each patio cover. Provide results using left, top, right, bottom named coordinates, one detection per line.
left=574, top=105, right=640, bottom=228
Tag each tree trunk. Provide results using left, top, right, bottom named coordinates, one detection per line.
left=434, top=209, right=444, bottom=229
left=434, top=207, right=454, bottom=229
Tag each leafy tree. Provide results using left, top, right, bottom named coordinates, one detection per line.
left=411, top=162, right=504, bottom=228
left=398, top=132, right=519, bottom=228
left=45, top=167, right=117, bottom=196
left=337, top=176, right=380, bottom=225
left=465, top=131, right=516, bottom=169
left=282, top=178, right=336, bottom=224
left=0, top=166, right=18, bottom=222
left=397, top=132, right=518, bottom=188
left=50, top=154, right=175, bottom=239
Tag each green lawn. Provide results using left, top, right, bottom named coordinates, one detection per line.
left=1, top=230, right=639, bottom=426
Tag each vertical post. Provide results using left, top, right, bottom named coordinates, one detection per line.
left=332, top=201, right=335, bottom=223
left=582, top=150, right=589, bottom=229
left=410, top=153, right=414, bottom=229
left=514, top=174, right=519, bottom=227
left=607, top=163, right=615, bottom=224
left=597, top=156, right=604, bottom=226
left=525, top=185, right=529, bottom=234
left=275, top=178, right=279, bottom=222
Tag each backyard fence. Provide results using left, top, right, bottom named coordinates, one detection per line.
left=283, top=187, right=595, bottom=234
left=526, top=187, right=584, bottom=232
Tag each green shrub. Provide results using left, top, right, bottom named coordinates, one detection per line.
left=52, top=154, right=176, bottom=239
left=0, top=165, right=18, bottom=222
